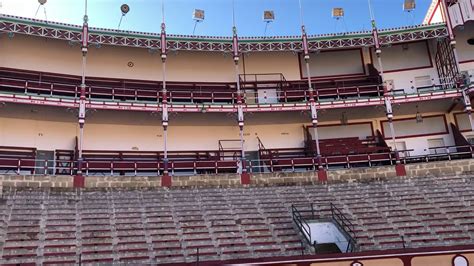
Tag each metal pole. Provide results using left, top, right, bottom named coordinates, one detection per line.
left=161, top=17, right=169, bottom=177
left=299, top=0, right=323, bottom=173
left=232, top=1, right=246, bottom=174
left=162, top=59, right=168, bottom=174
left=236, top=63, right=246, bottom=172
left=368, top=0, right=400, bottom=163
left=305, top=61, right=322, bottom=166
left=77, top=0, right=88, bottom=176
left=192, top=20, right=198, bottom=35
left=376, top=51, right=399, bottom=158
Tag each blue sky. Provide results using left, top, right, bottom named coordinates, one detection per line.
left=1, top=0, right=433, bottom=36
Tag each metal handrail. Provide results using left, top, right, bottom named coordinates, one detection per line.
left=330, top=203, right=357, bottom=252
left=2, top=75, right=461, bottom=104
left=292, top=203, right=357, bottom=254
left=0, top=144, right=472, bottom=176
left=291, top=204, right=314, bottom=249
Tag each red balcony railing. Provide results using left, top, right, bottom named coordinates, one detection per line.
left=0, top=71, right=385, bottom=104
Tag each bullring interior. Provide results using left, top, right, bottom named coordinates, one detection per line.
left=0, top=0, right=473, bottom=265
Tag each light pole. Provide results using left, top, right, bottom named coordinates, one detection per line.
left=160, top=0, right=172, bottom=187
left=298, top=0, right=327, bottom=182
left=231, top=0, right=250, bottom=185
left=74, top=0, right=89, bottom=188
left=368, top=0, right=406, bottom=176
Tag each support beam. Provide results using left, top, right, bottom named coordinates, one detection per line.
left=301, top=24, right=327, bottom=182
left=368, top=7, right=406, bottom=176
left=74, top=1, right=89, bottom=188
left=160, top=21, right=171, bottom=187
left=232, top=26, right=250, bottom=185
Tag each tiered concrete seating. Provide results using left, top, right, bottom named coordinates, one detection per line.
left=0, top=175, right=473, bottom=264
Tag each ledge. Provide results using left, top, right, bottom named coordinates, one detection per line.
left=1, top=159, right=472, bottom=190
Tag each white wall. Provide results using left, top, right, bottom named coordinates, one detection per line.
left=302, top=49, right=365, bottom=78
left=0, top=105, right=309, bottom=152
left=460, top=62, right=474, bottom=74
left=455, top=113, right=472, bottom=132
left=243, top=52, right=301, bottom=81
left=371, top=41, right=439, bottom=92
left=387, top=134, right=455, bottom=156
left=383, top=68, right=440, bottom=93
left=0, top=104, right=457, bottom=157
left=0, top=35, right=305, bottom=83
left=308, top=123, right=373, bottom=140
left=0, top=117, right=76, bottom=151
left=382, top=115, right=455, bottom=156
left=372, top=42, right=433, bottom=72
left=455, top=24, right=474, bottom=63
left=382, top=116, right=447, bottom=138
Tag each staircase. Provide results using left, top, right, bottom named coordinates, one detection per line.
left=292, top=203, right=357, bottom=254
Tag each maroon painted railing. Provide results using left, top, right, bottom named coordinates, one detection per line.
left=0, top=145, right=471, bottom=176
left=0, top=72, right=384, bottom=104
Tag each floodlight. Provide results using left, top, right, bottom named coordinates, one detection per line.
left=262, top=10, right=275, bottom=38
left=263, top=10, right=275, bottom=22
left=332, top=7, right=347, bottom=32
left=332, top=8, right=344, bottom=19
left=118, top=4, right=130, bottom=30
left=38, top=0, right=47, bottom=5
left=403, top=0, right=416, bottom=12
left=193, top=9, right=205, bottom=21
left=121, top=4, right=130, bottom=15
left=192, top=9, right=205, bottom=35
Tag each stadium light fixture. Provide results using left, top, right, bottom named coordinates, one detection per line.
left=118, top=4, right=130, bottom=30
left=403, top=0, right=416, bottom=12
left=332, top=8, right=344, bottom=19
left=263, top=10, right=275, bottom=22
left=332, top=7, right=347, bottom=33
left=192, top=9, right=205, bottom=35
left=403, top=0, right=416, bottom=25
left=193, top=9, right=205, bottom=21
left=263, top=10, right=275, bottom=38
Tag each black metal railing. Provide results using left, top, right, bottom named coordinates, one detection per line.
left=330, top=203, right=357, bottom=252
left=291, top=204, right=315, bottom=250
left=292, top=203, right=357, bottom=254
